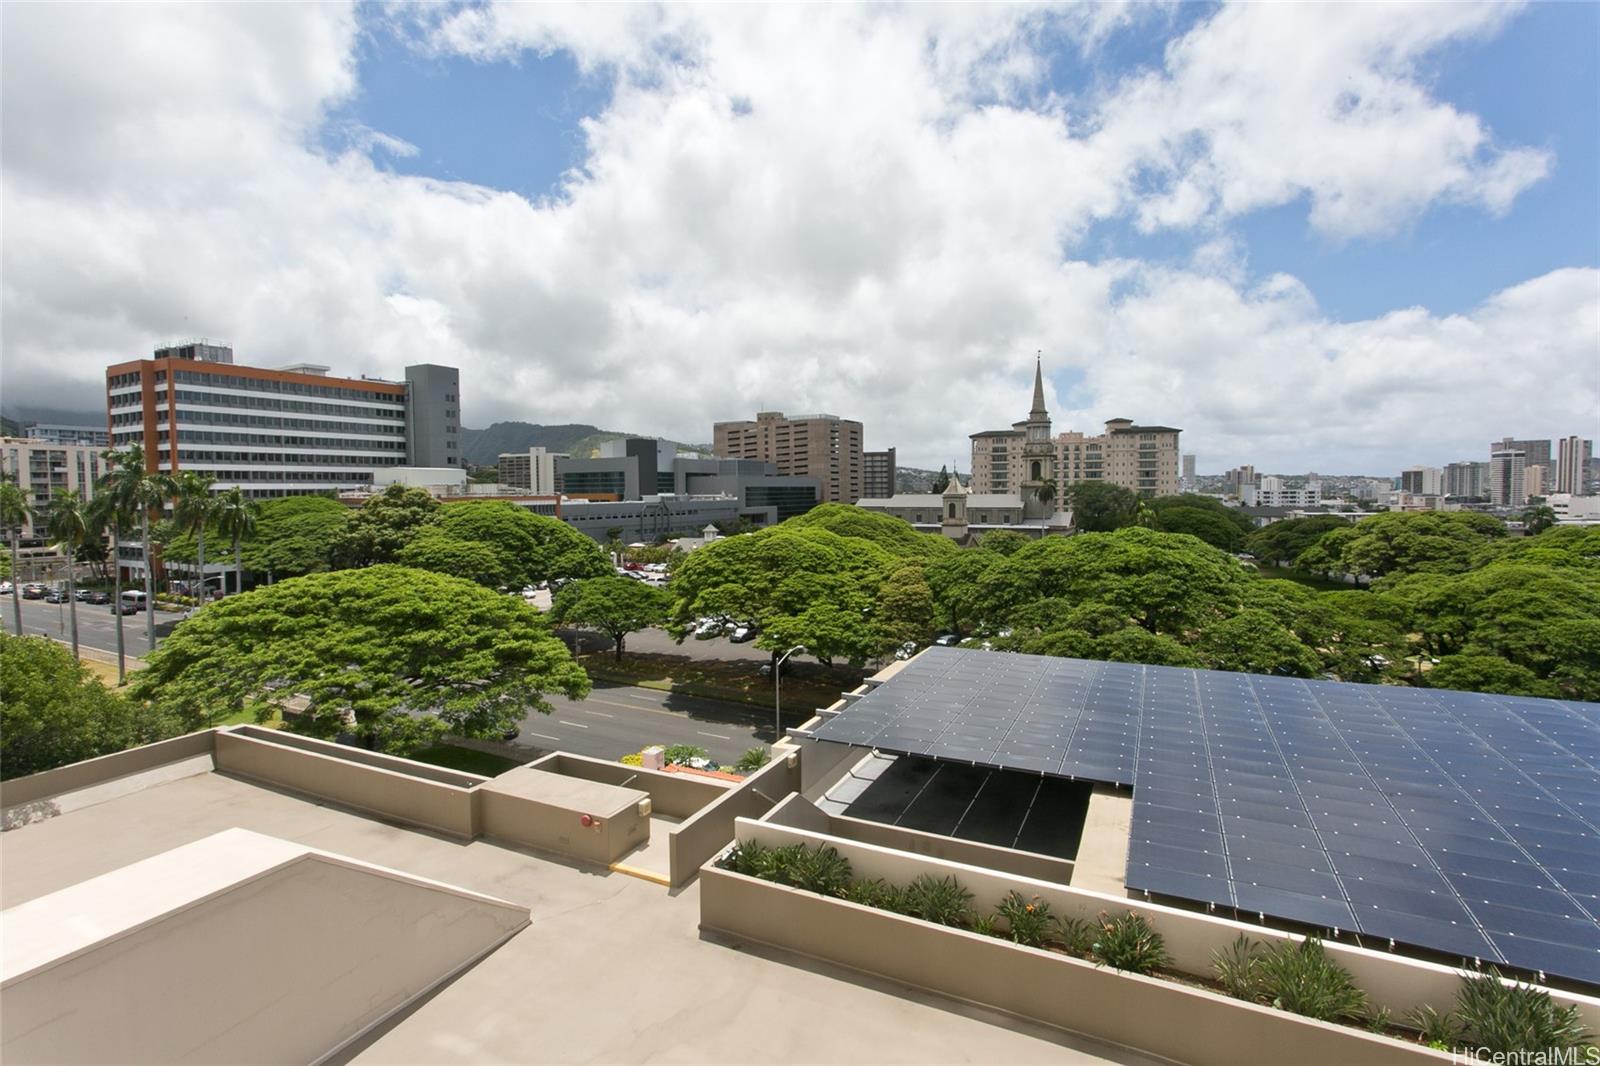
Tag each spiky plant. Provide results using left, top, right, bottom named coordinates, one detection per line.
left=901, top=874, right=974, bottom=927
left=1455, top=968, right=1591, bottom=1054
left=1254, top=937, right=1367, bottom=1023
left=1091, top=912, right=1172, bottom=975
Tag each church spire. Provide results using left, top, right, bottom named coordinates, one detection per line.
left=1029, top=350, right=1048, bottom=419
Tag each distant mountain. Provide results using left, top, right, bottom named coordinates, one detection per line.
left=461, top=421, right=711, bottom=468
left=896, top=466, right=962, bottom=493
left=0, top=404, right=104, bottom=432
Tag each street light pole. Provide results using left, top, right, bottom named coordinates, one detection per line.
left=775, top=644, right=805, bottom=746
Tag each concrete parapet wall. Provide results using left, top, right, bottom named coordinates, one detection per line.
left=700, top=864, right=1446, bottom=1066
left=667, top=751, right=802, bottom=887
left=0, top=729, right=218, bottom=810
left=215, top=730, right=479, bottom=839
left=732, top=818, right=1600, bottom=1034
left=532, top=752, right=729, bottom=819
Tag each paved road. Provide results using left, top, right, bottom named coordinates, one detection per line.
left=503, top=681, right=789, bottom=765
left=6, top=595, right=176, bottom=657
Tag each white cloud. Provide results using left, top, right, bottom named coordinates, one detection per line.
left=2, top=1, right=1589, bottom=476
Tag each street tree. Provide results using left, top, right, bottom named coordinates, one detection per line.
left=172, top=471, right=216, bottom=598
left=1065, top=481, right=1139, bottom=531
left=1297, top=511, right=1505, bottom=583
left=213, top=487, right=260, bottom=595
left=35, top=489, right=90, bottom=660
left=98, top=446, right=174, bottom=652
left=923, top=546, right=1002, bottom=634
left=1243, top=515, right=1352, bottom=567
left=876, top=563, right=939, bottom=648
left=1424, top=654, right=1557, bottom=698
left=977, top=529, right=1030, bottom=556
left=930, top=465, right=951, bottom=493
left=0, top=633, right=179, bottom=780
left=130, top=565, right=591, bottom=752
left=0, top=478, right=26, bottom=636
left=1194, top=608, right=1321, bottom=678
left=1521, top=505, right=1557, bottom=535
left=1151, top=505, right=1245, bottom=551
left=549, top=575, right=671, bottom=661
left=333, top=484, right=439, bottom=566
left=401, top=500, right=611, bottom=589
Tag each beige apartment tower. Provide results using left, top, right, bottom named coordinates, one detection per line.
left=970, top=360, right=1181, bottom=500
left=713, top=411, right=864, bottom=504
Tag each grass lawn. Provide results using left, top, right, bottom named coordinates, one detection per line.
left=580, top=651, right=864, bottom=713
left=411, top=744, right=524, bottom=778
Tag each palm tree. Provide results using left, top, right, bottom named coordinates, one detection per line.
left=98, top=446, right=174, bottom=657
left=172, top=471, right=216, bottom=603
left=36, top=489, right=89, bottom=660
left=86, top=486, right=131, bottom=683
left=213, top=487, right=259, bottom=596
left=0, top=478, right=28, bottom=636
left=1037, top=478, right=1057, bottom=509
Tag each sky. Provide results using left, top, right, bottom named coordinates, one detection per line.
left=2, top=1, right=1596, bottom=475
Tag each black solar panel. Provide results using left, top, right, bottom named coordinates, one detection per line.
left=809, top=647, right=1600, bottom=986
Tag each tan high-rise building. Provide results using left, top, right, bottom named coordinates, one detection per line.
left=713, top=411, right=863, bottom=503
left=1556, top=435, right=1593, bottom=496
left=970, top=360, right=1181, bottom=501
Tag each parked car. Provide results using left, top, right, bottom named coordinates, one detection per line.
left=44, top=588, right=67, bottom=603
left=0, top=581, right=12, bottom=595
left=693, top=617, right=726, bottom=639
left=112, top=600, right=140, bottom=615
left=74, top=588, right=95, bottom=601
left=729, top=624, right=757, bottom=643
left=933, top=633, right=962, bottom=647
left=893, top=641, right=918, bottom=660
left=85, top=590, right=110, bottom=605
left=22, top=583, right=47, bottom=600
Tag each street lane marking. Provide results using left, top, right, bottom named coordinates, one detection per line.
left=698, top=731, right=732, bottom=740
left=583, top=710, right=615, bottom=718
left=557, top=720, right=590, bottom=728
left=527, top=731, right=561, bottom=741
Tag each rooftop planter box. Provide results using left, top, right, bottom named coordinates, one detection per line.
left=700, top=862, right=1447, bottom=1066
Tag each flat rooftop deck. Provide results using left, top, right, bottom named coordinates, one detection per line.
left=1, top=769, right=1159, bottom=1065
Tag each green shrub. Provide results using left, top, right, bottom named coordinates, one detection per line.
left=733, top=747, right=771, bottom=773
left=995, top=891, right=1054, bottom=947
left=1455, top=968, right=1591, bottom=1054
left=1091, top=912, right=1172, bottom=975
left=901, top=874, right=973, bottom=927
left=660, top=743, right=709, bottom=765
left=970, top=913, right=999, bottom=937
left=1212, top=934, right=1262, bottom=999
left=1054, top=915, right=1095, bottom=957
left=842, top=879, right=908, bottom=913
left=721, top=839, right=770, bottom=876
left=1367, top=1006, right=1392, bottom=1033
left=1408, top=1004, right=1459, bottom=1048
left=780, top=845, right=857, bottom=889
left=1254, top=937, right=1367, bottom=1023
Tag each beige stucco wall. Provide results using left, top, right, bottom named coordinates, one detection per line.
left=532, top=752, right=730, bottom=819
left=476, top=769, right=650, bottom=866
left=667, top=751, right=802, bottom=886
left=215, top=730, right=478, bottom=839
left=700, top=865, right=1443, bottom=1066
left=732, top=818, right=1600, bottom=1033
left=0, top=728, right=218, bottom=809
left=2, top=834, right=527, bottom=1065
left=1070, top=784, right=1130, bottom=894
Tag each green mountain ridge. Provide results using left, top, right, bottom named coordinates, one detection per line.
left=461, top=421, right=710, bottom=467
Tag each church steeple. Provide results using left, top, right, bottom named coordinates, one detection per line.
left=1029, top=350, right=1048, bottom=420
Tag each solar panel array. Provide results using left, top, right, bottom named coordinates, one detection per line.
left=810, top=647, right=1600, bottom=985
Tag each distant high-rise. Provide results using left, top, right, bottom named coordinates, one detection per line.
left=1400, top=466, right=1444, bottom=496
left=1180, top=453, right=1196, bottom=491
left=1444, top=461, right=1489, bottom=499
left=499, top=447, right=563, bottom=494
left=1488, top=449, right=1527, bottom=507
left=713, top=411, right=864, bottom=503
left=1525, top=463, right=1546, bottom=500
left=1491, top=436, right=1551, bottom=469
left=1222, top=465, right=1257, bottom=497
left=403, top=364, right=462, bottom=468
left=862, top=447, right=897, bottom=500
left=1556, top=436, right=1593, bottom=496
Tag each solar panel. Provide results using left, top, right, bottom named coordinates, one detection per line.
left=809, top=646, right=1600, bottom=986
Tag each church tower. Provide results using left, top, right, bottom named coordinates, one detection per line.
left=941, top=463, right=969, bottom=541
left=1021, top=353, right=1055, bottom=519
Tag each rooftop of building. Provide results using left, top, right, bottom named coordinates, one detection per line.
left=0, top=749, right=1149, bottom=1066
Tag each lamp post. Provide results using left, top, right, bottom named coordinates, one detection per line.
left=774, top=644, right=805, bottom=745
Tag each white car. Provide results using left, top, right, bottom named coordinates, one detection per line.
left=0, top=581, right=12, bottom=595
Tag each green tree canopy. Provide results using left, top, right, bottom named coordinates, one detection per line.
left=1424, top=654, right=1557, bottom=698
left=400, top=500, right=611, bottom=589
left=130, top=566, right=591, bottom=753
left=1151, top=506, right=1246, bottom=551
left=1065, top=481, right=1140, bottom=532
left=1296, top=511, right=1505, bottom=583
left=1, top=634, right=180, bottom=779
left=165, top=495, right=351, bottom=578
left=1148, top=494, right=1253, bottom=534
left=977, top=529, right=1031, bottom=556
left=876, top=563, right=939, bottom=647
left=549, top=575, right=671, bottom=660
left=1244, top=515, right=1353, bottom=566
left=923, top=547, right=1002, bottom=634
left=334, top=484, right=440, bottom=566
left=781, top=503, right=956, bottom=561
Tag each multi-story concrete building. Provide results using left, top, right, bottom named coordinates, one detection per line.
left=713, top=411, right=864, bottom=504
left=1180, top=453, right=1196, bottom=491
left=1492, top=436, right=1551, bottom=469
left=862, top=447, right=897, bottom=500
left=1525, top=463, right=1546, bottom=500
left=24, top=423, right=110, bottom=447
left=1556, top=436, right=1593, bottom=496
left=402, top=364, right=462, bottom=468
left=0, top=437, right=106, bottom=539
left=1399, top=466, right=1444, bottom=496
left=1443, top=460, right=1489, bottom=499
left=1488, top=448, right=1526, bottom=507
left=1547, top=493, right=1600, bottom=525
left=1243, top=476, right=1322, bottom=509
left=1221, top=465, right=1257, bottom=497
left=498, top=447, right=563, bottom=494
left=969, top=360, right=1180, bottom=502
